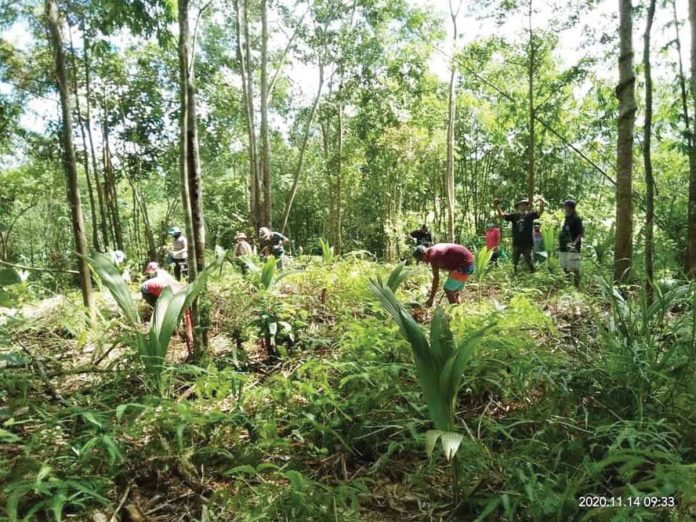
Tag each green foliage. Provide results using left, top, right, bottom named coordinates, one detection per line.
left=473, top=246, right=494, bottom=278
left=87, top=252, right=210, bottom=386
left=369, top=267, right=495, bottom=459
left=244, top=256, right=283, bottom=291
left=319, top=238, right=334, bottom=265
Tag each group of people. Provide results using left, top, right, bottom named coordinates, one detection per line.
left=141, top=225, right=289, bottom=305
left=413, top=198, right=584, bottom=307
left=139, top=199, right=582, bottom=318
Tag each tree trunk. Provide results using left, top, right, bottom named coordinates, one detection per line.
left=234, top=0, right=261, bottom=231
left=527, top=0, right=535, bottom=204
left=102, top=123, right=123, bottom=251
left=45, top=0, right=94, bottom=314
left=335, top=84, right=343, bottom=255
left=186, top=26, right=205, bottom=275
left=177, top=0, right=199, bottom=282
left=688, top=0, right=696, bottom=277
left=280, top=61, right=324, bottom=233
left=672, top=0, right=692, bottom=152
left=643, top=0, right=656, bottom=297
left=259, top=0, right=272, bottom=227
left=82, top=25, right=109, bottom=249
left=445, top=0, right=462, bottom=243
left=68, top=30, right=100, bottom=251
left=614, top=0, right=636, bottom=283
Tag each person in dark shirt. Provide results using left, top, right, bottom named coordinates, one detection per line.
left=259, top=227, right=289, bottom=269
left=559, top=199, right=584, bottom=286
left=494, top=197, right=545, bottom=273
left=409, top=224, right=433, bottom=246
left=413, top=243, right=475, bottom=306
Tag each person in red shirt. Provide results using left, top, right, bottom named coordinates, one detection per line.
left=484, top=222, right=501, bottom=264
left=141, top=262, right=193, bottom=355
left=413, top=243, right=475, bottom=306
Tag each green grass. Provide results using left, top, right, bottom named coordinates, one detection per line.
left=1, top=257, right=695, bottom=521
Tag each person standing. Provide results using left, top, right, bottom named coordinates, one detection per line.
left=532, top=220, right=545, bottom=262
left=409, top=224, right=433, bottom=247
left=413, top=243, right=475, bottom=306
left=259, top=227, right=289, bottom=269
left=166, top=226, right=188, bottom=281
left=559, top=200, right=584, bottom=287
left=494, top=197, right=545, bottom=273
left=484, top=222, right=501, bottom=264
left=233, top=232, right=254, bottom=274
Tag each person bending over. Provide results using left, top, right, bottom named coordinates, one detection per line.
left=259, top=227, right=289, bottom=269
left=413, top=243, right=475, bottom=306
left=141, top=262, right=193, bottom=354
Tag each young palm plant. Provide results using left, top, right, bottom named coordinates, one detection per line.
left=369, top=267, right=495, bottom=501
left=87, top=252, right=210, bottom=389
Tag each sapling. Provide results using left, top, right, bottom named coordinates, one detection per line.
left=369, top=266, right=495, bottom=504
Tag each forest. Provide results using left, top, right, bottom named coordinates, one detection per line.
left=1, top=0, right=696, bottom=519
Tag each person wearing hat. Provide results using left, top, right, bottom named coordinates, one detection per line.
left=494, top=197, right=545, bottom=273
left=233, top=232, right=254, bottom=274
left=166, top=226, right=188, bottom=281
left=484, top=222, right=501, bottom=264
left=259, top=227, right=289, bottom=269
left=413, top=243, right=475, bottom=306
left=141, top=261, right=193, bottom=354
left=559, top=199, right=584, bottom=286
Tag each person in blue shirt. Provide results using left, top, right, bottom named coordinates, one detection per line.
left=259, top=227, right=289, bottom=269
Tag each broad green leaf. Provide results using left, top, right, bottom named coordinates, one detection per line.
left=0, top=268, right=21, bottom=286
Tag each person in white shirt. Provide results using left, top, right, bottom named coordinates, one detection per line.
left=166, top=226, right=188, bottom=281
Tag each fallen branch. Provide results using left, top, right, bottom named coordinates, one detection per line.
left=0, top=259, right=79, bottom=274
left=18, top=341, right=68, bottom=406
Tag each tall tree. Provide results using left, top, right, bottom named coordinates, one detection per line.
left=45, top=0, right=94, bottom=314
left=234, top=0, right=261, bottom=230
left=259, top=0, right=272, bottom=227
left=643, top=0, right=656, bottom=296
left=445, top=0, right=463, bottom=243
left=688, top=0, right=696, bottom=277
left=614, top=0, right=636, bottom=282
left=177, top=0, right=199, bottom=281
left=526, top=0, right=535, bottom=204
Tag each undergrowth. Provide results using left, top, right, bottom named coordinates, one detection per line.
left=1, top=257, right=695, bottom=521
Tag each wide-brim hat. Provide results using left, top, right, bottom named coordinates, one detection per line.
left=235, top=232, right=248, bottom=240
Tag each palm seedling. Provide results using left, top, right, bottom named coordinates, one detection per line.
left=319, top=238, right=335, bottom=265
left=473, top=246, right=494, bottom=279
left=369, top=266, right=494, bottom=501
left=87, top=252, right=210, bottom=389
left=241, top=256, right=293, bottom=358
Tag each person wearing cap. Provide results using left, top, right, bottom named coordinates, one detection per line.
left=233, top=232, right=254, bottom=274
left=259, top=227, right=289, bottom=269
left=409, top=224, right=433, bottom=247
left=484, top=222, right=501, bottom=264
left=494, top=197, right=545, bottom=273
left=141, top=262, right=193, bottom=354
left=166, top=226, right=188, bottom=281
left=532, top=220, right=545, bottom=262
left=559, top=199, right=584, bottom=286
left=413, top=243, right=475, bottom=306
